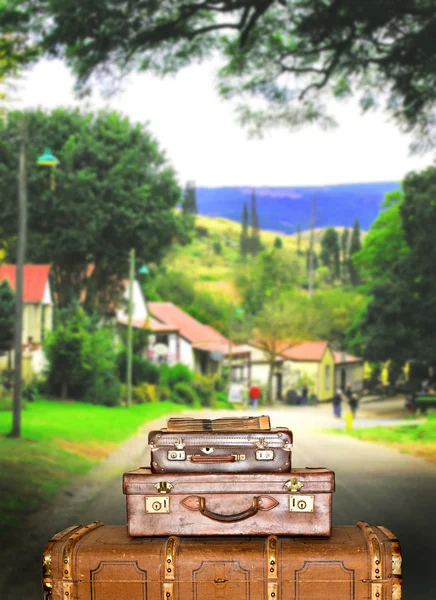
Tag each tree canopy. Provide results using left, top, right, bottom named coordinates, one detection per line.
left=0, top=108, right=181, bottom=313
left=6, top=0, right=436, bottom=146
left=0, top=280, right=15, bottom=353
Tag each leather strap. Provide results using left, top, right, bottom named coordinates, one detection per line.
left=181, top=495, right=279, bottom=522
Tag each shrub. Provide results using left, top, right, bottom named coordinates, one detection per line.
left=117, top=350, right=160, bottom=385
left=22, top=381, right=40, bottom=403
left=213, top=240, right=222, bottom=255
left=196, top=226, right=209, bottom=237
left=158, top=386, right=172, bottom=401
left=132, top=383, right=159, bottom=404
left=192, top=373, right=215, bottom=407
left=44, top=305, right=121, bottom=406
left=273, top=236, right=283, bottom=249
left=173, top=382, right=201, bottom=406
left=159, top=363, right=193, bottom=390
left=155, top=270, right=196, bottom=307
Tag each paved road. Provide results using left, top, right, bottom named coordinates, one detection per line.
left=1, top=402, right=435, bottom=599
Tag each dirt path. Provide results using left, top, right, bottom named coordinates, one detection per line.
left=1, top=402, right=436, bottom=599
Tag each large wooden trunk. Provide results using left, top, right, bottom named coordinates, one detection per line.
left=42, top=522, right=402, bottom=600
left=123, top=467, right=334, bottom=537
left=149, top=428, right=293, bottom=474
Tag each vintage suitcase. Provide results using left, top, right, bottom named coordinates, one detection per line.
left=42, top=521, right=402, bottom=600
left=123, top=467, right=334, bottom=536
left=148, top=428, right=293, bottom=474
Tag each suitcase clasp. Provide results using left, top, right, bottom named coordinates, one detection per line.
left=154, top=481, right=174, bottom=494
left=284, top=477, right=304, bottom=492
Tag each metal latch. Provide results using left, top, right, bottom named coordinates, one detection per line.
left=145, top=496, right=170, bottom=513
left=256, top=449, right=275, bottom=461
left=284, top=477, right=304, bottom=492
left=154, top=481, right=174, bottom=494
left=289, top=495, right=314, bottom=512
left=167, top=450, right=186, bottom=461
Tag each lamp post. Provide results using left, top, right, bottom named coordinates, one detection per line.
left=126, top=250, right=148, bottom=408
left=10, top=121, right=59, bottom=438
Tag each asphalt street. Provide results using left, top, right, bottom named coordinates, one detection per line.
left=1, top=401, right=435, bottom=599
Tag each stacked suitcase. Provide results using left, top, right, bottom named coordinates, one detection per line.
left=42, top=415, right=403, bottom=599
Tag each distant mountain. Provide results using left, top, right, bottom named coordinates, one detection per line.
left=196, top=182, right=400, bottom=233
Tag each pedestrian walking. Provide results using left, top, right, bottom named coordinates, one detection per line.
left=349, top=393, right=359, bottom=418
left=333, top=388, right=342, bottom=418
left=249, top=383, right=261, bottom=409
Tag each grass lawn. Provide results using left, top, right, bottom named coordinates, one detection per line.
left=334, top=413, right=436, bottom=462
left=0, top=399, right=183, bottom=534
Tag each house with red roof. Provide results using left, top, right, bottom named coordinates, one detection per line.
left=0, top=265, right=53, bottom=380
left=117, top=294, right=251, bottom=377
left=248, top=340, right=363, bottom=402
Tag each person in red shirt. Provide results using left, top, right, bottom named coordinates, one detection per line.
left=249, top=384, right=261, bottom=409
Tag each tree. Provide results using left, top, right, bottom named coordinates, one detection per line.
left=249, top=189, right=261, bottom=255
left=348, top=220, right=362, bottom=286
left=320, top=227, right=340, bottom=280
left=273, top=236, right=282, bottom=249
left=254, top=297, right=307, bottom=404
left=340, top=228, right=349, bottom=280
left=182, top=181, right=197, bottom=214
left=296, top=224, right=302, bottom=254
left=236, top=248, right=300, bottom=315
left=0, top=109, right=181, bottom=313
left=0, top=280, right=15, bottom=354
left=240, top=201, right=249, bottom=257
left=17, top=1, right=436, bottom=147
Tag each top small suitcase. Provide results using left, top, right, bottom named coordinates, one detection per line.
left=149, top=427, right=293, bottom=474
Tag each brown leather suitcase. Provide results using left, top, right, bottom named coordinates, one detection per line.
left=42, top=521, right=402, bottom=600
left=123, top=467, right=334, bottom=537
left=148, top=428, right=293, bottom=474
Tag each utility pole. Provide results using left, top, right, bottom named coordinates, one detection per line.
left=11, top=117, right=28, bottom=438
left=308, top=195, right=317, bottom=299
left=126, top=248, right=135, bottom=407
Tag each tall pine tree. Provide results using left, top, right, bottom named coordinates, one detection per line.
left=340, top=227, right=349, bottom=281
left=240, top=202, right=249, bottom=257
left=320, top=227, right=340, bottom=280
left=182, top=181, right=197, bottom=214
left=348, top=219, right=362, bottom=286
left=250, top=189, right=261, bottom=255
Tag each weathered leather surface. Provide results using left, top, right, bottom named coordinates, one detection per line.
left=149, top=428, right=292, bottom=474
left=43, top=522, right=402, bottom=600
left=124, top=468, right=334, bottom=536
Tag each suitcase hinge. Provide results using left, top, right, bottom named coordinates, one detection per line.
left=267, top=536, right=279, bottom=600
left=284, top=477, right=304, bottom=492
left=155, top=481, right=174, bottom=494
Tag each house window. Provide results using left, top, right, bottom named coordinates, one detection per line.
left=325, top=365, right=331, bottom=389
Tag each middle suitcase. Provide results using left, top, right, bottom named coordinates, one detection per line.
left=123, top=467, right=334, bottom=537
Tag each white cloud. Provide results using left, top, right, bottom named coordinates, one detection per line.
left=18, top=59, right=431, bottom=187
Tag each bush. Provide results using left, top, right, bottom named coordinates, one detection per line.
left=155, top=270, right=196, bottom=307
left=44, top=305, right=121, bottom=406
left=213, top=240, right=222, bottom=255
left=173, top=381, right=201, bottom=406
left=159, top=363, right=193, bottom=390
left=273, top=236, right=283, bottom=249
left=132, top=383, right=159, bottom=404
left=117, top=350, right=160, bottom=385
left=192, top=373, right=215, bottom=407
left=158, top=386, right=172, bottom=401
left=196, top=226, right=209, bottom=237
left=22, top=381, right=40, bottom=403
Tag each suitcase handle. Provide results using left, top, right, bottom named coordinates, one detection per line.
left=189, top=455, right=240, bottom=463
left=181, top=495, right=279, bottom=522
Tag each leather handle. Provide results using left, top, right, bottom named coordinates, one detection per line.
left=189, top=455, right=236, bottom=463
left=181, top=495, right=279, bottom=522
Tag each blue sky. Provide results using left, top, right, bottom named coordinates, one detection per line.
left=19, top=59, right=431, bottom=187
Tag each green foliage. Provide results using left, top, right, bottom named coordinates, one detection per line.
left=182, top=181, right=197, bottom=214
left=273, top=236, right=283, bottom=249
left=240, top=202, right=249, bottom=257
left=212, top=240, right=222, bottom=255
left=348, top=220, right=362, bottom=286
left=159, top=363, right=193, bottom=391
left=248, top=190, right=261, bottom=255
left=132, top=383, right=159, bottom=404
left=44, top=305, right=120, bottom=405
left=24, top=1, right=436, bottom=146
left=191, top=373, right=215, bottom=407
left=236, top=249, right=300, bottom=315
left=0, top=280, right=15, bottom=353
left=0, top=109, right=181, bottom=313
left=117, top=350, right=160, bottom=385
left=173, top=381, right=200, bottom=406
left=320, top=228, right=340, bottom=280
left=154, top=269, right=196, bottom=308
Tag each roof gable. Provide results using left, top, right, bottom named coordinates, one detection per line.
left=280, top=340, right=330, bottom=362
left=148, top=302, right=228, bottom=345
left=0, top=265, right=51, bottom=303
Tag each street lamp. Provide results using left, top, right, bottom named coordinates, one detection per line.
left=126, top=249, right=148, bottom=407
left=11, top=118, right=59, bottom=438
